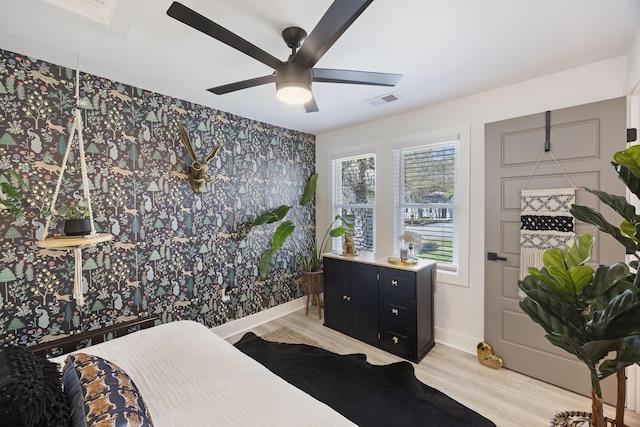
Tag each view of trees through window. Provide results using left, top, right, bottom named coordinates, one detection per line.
left=333, top=156, right=375, bottom=252
left=400, top=143, right=457, bottom=265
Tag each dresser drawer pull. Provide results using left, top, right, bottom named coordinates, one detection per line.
left=391, top=280, right=398, bottom=286
left=392, top=336, right=399, bottom=344
left=391, top=308, right=399, bottom=316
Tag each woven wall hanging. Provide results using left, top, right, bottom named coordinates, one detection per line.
left=519, top=187, right=575, bottom=278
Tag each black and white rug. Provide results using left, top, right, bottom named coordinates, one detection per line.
left=235, top=331, right=496, bottom=427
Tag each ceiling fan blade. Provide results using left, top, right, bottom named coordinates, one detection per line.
left=313, top=68, right=402, bottom=86
left=167, top=2, right=282, bottom=70
left=304, top=96, right=319, bottom=113
left=207, top=75, right=276, bottom=94
left=293, top=0, right=373, bottom=68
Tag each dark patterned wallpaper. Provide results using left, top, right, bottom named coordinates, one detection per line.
left=0, top=49, right=315, bottom=347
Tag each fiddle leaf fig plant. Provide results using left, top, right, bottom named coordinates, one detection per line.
left=519, top=144, right=640, bottom=427
left=519, top=234, right=640, bottom=427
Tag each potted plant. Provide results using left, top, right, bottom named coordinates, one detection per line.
left=250, top=173, right=352, bottom=280
left=0, top=169, right=27, bottom=219
left=57, top=199, right=93, bottom=236
left=300, top=214, right=353, bottom=273
left=519, top=145, right=640, bottom=427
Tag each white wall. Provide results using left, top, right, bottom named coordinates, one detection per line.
left=316, top=55, right=630, bottom=354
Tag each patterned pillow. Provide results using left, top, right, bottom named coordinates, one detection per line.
left=63, top=353, right=153, bottom=427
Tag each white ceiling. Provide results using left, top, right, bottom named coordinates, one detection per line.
left=1, top=0, right=639, bottom=135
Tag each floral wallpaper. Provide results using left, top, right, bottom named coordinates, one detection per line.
left=0, top=49, right=316, bottom=348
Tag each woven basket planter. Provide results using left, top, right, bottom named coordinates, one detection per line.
left=550, top=411, right=615, bottom=427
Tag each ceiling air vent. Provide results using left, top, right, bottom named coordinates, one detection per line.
left=367, top=93, right=401, bottom=106
left=45, top=0, right=117, bottom=25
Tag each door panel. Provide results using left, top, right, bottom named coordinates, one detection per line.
left=350, top=263, right=379, bottom=344
left=485, top=98, right=626, bottom=402
left=323, top=257, right=349, bottom=332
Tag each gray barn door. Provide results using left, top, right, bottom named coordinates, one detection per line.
left=484, top=98, right=626, bottom=401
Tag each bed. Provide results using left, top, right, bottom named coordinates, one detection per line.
left=30, top=320, right=355, bottom=426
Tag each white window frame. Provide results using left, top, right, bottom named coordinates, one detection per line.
left=331, top=153, right=376, bottom=254
left=392, top=127, right=470, bottom=287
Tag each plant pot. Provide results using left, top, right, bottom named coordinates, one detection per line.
left=301, top=270, right=323, bottom=295
left=64, top=218, right=92, bottom=236
left=550, top=411, right=615, bottom=426
left=301, top=270, right=323, bottom=319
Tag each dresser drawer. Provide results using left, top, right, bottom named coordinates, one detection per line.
left=379, top=267, right=416, bottom=300
left=379, top=323, right=416, bottom=359
left=379, top=293, right=415, bottom=327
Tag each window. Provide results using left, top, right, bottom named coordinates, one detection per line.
left=331, top=154, right=375, bottom=252
left=394, top=141, right=459, bottom=271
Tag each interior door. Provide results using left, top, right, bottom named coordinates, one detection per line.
left=484, top=98, right=626, bottom=402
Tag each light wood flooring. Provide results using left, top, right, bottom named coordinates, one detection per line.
left=227, top=308, right=640, bottom=427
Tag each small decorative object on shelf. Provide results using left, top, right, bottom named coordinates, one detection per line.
left=63, top=218, right=91, bottom=236
left=342, top=231, right=356, bottom=255
left=399, top=231, right=422, bottom=260
left=387, top=256, right=417, bottom=265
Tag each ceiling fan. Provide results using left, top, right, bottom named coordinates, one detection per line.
left=166, top=1, right=402, bottom=112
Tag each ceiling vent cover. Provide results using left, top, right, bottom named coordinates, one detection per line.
left=45, top=0, right=117, bottom=25
left=367, top=93, right=400, bottom=106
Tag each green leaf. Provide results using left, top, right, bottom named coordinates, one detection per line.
left=258, top=249, right=276, bottom=281
left=560, top=233, right=595, bottom=268
left=0, top=181, right=21, bottom=200
left=613, top=145, right=640, bottom=177
left=600, top=335, right=640, bottom=378
left=570, top=204, right=637, bottom=251
left=329, top=226, right=348, bottom=238
left=620, top=220, right=639, bottom=242
left=583, top=188, right=639, bottom=225
left=518, top=275, right=585, bottom=337
left=583, top=263, right=630, bottom=302
left=588, top=288, right=638, bottom=337
left=251, top=205, right=291, bottom=227
left=273, top=205, right=292, bottom=220
left=615, top=163, right=640, bottom=203
left=300, top=173, right=317, bottom=206
left=579, top=339, right=622, bottom=366
left=271, top=221, right=295, bottom=251
left=597, top=295, right=640, bottom=339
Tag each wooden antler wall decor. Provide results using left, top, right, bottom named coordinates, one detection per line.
left=177, top=123, right=222, bottom=193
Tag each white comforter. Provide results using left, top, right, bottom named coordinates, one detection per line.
left=51, top=320, right=355, bottom=427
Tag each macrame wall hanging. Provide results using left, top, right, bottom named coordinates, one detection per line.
left=37, top=57, right=113, bottom=305
left=519, top=111, right=577, bottom=279
left=519, top=188, right=575, bottom=278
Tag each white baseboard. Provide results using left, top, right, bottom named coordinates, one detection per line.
left=212, top=297, right=306, bottom=339
left=434, top=326, right=480, bottom=356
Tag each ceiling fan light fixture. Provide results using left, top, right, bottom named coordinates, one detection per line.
left=276, top=84, right=312, bottom=105
left=275, top=62, right=313, bottom=105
